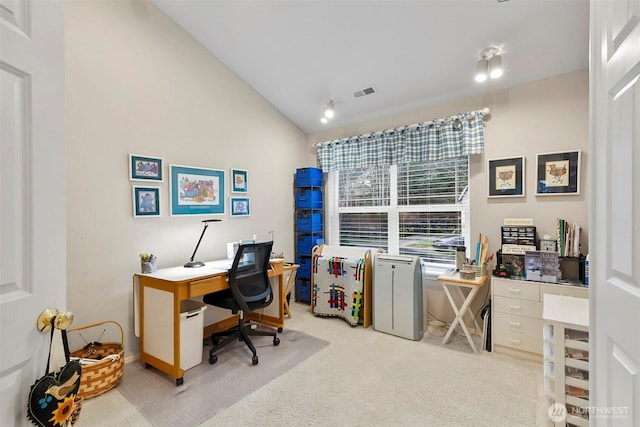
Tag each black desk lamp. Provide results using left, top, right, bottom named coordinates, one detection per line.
left=184, top=219, right=221, bottom=268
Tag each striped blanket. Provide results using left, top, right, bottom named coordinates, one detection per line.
left=312, top=255, right=366, bottom=326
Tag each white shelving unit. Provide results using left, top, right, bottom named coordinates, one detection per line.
left=543, top=294, right=590, bottom=426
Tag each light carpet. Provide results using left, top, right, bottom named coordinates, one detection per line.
left=81, top=302, right=546, bottom=426
left=117, top=328, right=329, bottom=427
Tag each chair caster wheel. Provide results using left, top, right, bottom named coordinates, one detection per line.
left=176, top=377, right=184, bottom=386
left=273, top=337, right=280, bottom=346
left=209, top=355, right=218, bottom=364
left=252, top=355, right=259, bottom=365
left=277, top=327, right=283, bottom=333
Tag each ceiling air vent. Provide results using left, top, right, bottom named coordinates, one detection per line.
left=353, top=86, right=377, bottom=98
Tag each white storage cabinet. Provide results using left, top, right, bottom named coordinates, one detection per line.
left=491, top=277, right=587, bottom=359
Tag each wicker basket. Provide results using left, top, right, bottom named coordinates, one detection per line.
left=69, top=320, right=124, bottom=399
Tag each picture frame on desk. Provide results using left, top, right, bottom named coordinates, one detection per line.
left=230, top=197, right=250, bottom=217
left=535, top=150, right=580, bottom=196
left=129, top=154, right=163, bottom=182
left=487, top=156, right=525, bottom=198
left=132, top=186, right=161, bottom=217
left=169, top=164, right=225, bottom=216
left=230, top=168, right=248, bottom=193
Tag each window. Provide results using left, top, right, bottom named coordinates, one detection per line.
left=329, top=157, right=469, bottom=270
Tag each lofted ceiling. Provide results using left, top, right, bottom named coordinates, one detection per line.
left=151, top=0, right=590, bottom=135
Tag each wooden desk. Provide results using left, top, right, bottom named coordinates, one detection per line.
left=437, top=272, right=489, bottom=353
left=133, top=259, right=290, bottom=385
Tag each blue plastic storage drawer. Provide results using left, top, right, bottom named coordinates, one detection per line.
left=295, top=256, right=312, bottom=279
left=295, top=189, right=322, bottom=209
left=295, top=278, right=311, bottom=302
left=296, top=212, right=323, bottom=232
left=295, top=167, right=322, bottom=187
left=296, top=235, right=323, bottom=254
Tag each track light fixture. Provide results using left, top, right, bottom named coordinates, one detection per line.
left=475, top=47, right=503, bottom=83
left=324, top=99, right=335, bottom=118
left=321, top=98, right=335, bottom=124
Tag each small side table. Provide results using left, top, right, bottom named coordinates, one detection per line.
left=437, top=272, right=489, bottom=353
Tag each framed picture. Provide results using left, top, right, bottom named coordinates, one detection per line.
left=231, top=169, right=248, bottom=193
left=536, top=150, right=581, bottom=196
left=129, top=154, right=163, bottom=182
left=487, top=156, right=525, bottom=198
left=133, top=186, right=161, bottom=217
left=169, top=164, right=225, bottom=216
left=230, top=197, right=250, bottom=217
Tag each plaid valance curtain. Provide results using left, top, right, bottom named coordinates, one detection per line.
left=316, top=109, right=486, bottom=171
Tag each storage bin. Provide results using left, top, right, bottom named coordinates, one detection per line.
left=179, top=300, right=207, bottom=371
left=295, top=256, right=312, bottom=279
left=295, top=189, right=323, bottom=209
left=296, top=212, right=323, bottom=232
left=296, top=234, right=323, bottom=255
left=295, top=167, right=323, bottom=187
left=295, top=278, right=311, bottom=302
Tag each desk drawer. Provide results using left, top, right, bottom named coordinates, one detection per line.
left=189, top=275, right=226, bottom=297
left=492, top=279, right=539, bottom=301
left=493, top=326, right=542, bottom=354
left=493, top=312, right=542, bottom=336
left=493, top=296, right=542, bottom=318
left=540, top=283, right=588, bottom=299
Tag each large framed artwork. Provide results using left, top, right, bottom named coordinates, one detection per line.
left=231, top=169, right=248, bottom=193
left=169, top=164, right=225, bottom=216
left=230, top=197, right=250, bottom=217
left=487, top=156, right=525, bottom=198
left=129, top=154, right=163, bottom=182
left=535, top=150, right=581, bottom=196
left=132, top=186, right=161, bottom=218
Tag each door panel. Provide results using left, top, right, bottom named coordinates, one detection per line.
left=591, top=0, right=640, bottom=425
left=0, top=0, right=66, bottom=425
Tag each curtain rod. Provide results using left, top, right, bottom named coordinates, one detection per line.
left=313, top=107, right=490, bottom=148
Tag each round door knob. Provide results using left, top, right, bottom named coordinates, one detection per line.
left=37, top=308, right=59, bottom=332
left=54, top=311, right=74, bottom=330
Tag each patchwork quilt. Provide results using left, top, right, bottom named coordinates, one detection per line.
left=312, top=255, right=366, bottom=326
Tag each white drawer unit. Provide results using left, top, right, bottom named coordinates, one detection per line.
left=491, top=277, right=587, bottom=360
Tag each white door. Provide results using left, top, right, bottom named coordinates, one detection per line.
left=0, top=0, right=66, bottom=425
left=590, top=0, right=640, bottom=425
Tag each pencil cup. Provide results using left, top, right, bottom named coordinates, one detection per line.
left=141, top=259, right=157, bottom=274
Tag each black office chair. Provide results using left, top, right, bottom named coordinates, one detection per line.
left=203, top=241, right=280, bottom=365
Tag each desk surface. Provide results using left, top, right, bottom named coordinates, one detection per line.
left=137, top=258, right=286, bottom=282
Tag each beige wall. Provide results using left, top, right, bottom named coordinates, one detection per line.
left=308, top=70, right=589, bottom=323
left=65, top=0, right=312, bottom=356
left=64, top=0, right=588, bottom=347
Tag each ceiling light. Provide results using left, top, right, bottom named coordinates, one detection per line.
left=323, top=99, right=335, bottom=119
left=489, top=54, right=503, bottom=78
left=475, top=58, right=488, bottom=82
left=475, top=47, right=503, bottom=83
left=320, top=117, right=328, bottom=124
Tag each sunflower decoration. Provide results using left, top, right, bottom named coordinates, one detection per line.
left=28, top=360, right=82, bottom=427
left=48, top=395, right=76, bottom=427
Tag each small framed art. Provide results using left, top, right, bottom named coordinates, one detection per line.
left=129, top=154, right=163, bottom=182
left=536, top=150, right=581, bottom=196
left=231, top=169, right=248, bottom=193
left=169, top=164, right=225, bottom=216
left=133, top=186, right=161, bottom=217
left=487, top=156, right=525, bottom=198
left=230, top=197, right=250, bottom=217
